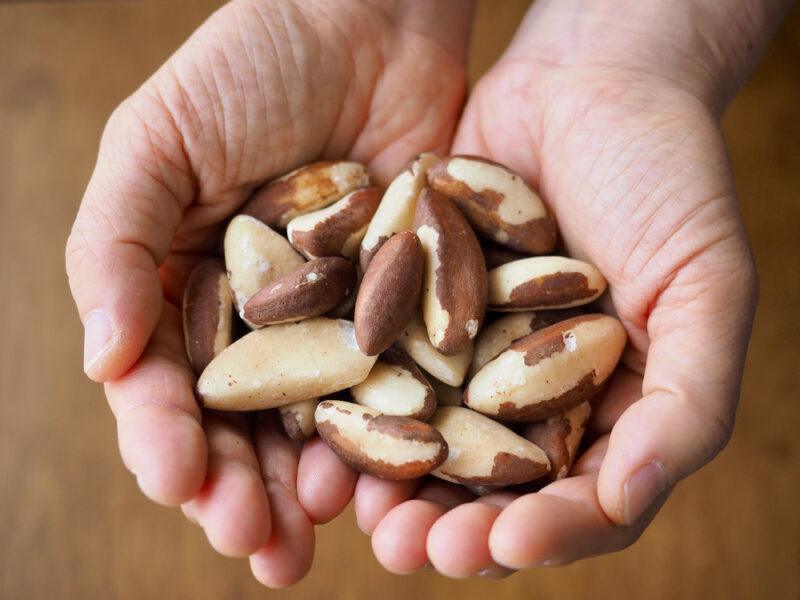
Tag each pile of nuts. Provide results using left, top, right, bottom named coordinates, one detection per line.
left=183, top=154, right=627, bottom=492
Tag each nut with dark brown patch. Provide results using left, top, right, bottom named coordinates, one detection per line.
left=488, top=257, right=606, bottom=311
left=464, top=314, right=626, bottom=421
left=414, top=188, right=487, bottom=356
left=481, top=241, right=528, bottom=270
left=241, top=161, right=370, bottom=228
left=360, top=152, right=439, bottom=271
left=182, top=259, right=233, bottom=375
left=354, top=231, right=423, bottom=355
left=427, top=155, right=556, bottom=254
left=351, top=347, right=436, bottom=421
left=315, top=400, right=448, bottom=480
left=279, top=398, right=320, bottom=443
left=287, top=187, right=381, bottom=260
left=429, top=406, right=550, bottom=486
left=522, top=401, right=591, bottom=481
left=243, top=257, right=356, bottom=326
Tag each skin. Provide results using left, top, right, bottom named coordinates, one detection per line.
left=65, top=0, right=790, bottom=586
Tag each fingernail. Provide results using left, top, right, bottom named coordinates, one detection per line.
left=623, top=461, right=669, bottom=525
left=83, top=309, right=114, bottom=375
left=478, top=565, right=514, bottom=578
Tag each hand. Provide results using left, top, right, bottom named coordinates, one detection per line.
left=65, top=0, right=474, bottom=587
left=358, top=0, right=780, bottom=577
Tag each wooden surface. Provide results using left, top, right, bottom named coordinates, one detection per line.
left=0, top=1, right=798, bottom=598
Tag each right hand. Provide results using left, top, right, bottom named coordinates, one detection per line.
left=65, top=0, right=474, bottom=587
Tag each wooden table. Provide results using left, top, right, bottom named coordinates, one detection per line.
left=1, top=1, right=797, bottom=598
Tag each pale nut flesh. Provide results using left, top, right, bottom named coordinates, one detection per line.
left=464, top=314, right=627, bottom=422
left=279, top=398, right=320, bottom=443
left=350, top=347, right=437, bottom=421
left=182, top=259, right=233, bottom=375
left=488, top=256, right=607, bottom=311
left=241, top=160, right=370, bottom=228
left=429, top=406, right=550, bottom=486
left=522, top=401, right=591, bottom=481
left=359, top=152, right=439, bottom=271
left=315, top=400, right=448, bottom=480
left=197, top=318, right=377, bottom=410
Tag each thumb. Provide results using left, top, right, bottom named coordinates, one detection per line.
left=66, top=91, right=193, bottom=381
left=598, top=237, right=758, bottom=524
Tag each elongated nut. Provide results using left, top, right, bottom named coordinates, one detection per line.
left=429, top=406, right=550, bottom=486
left=522, top=401, right=591, bottom=481
left=427, top=155, right=556, bottom=254
left=279, top=398, right=320, bottom=443
left=464, top=315, right=626, bottom=421
left=243, top=257, right=356, bottom=326
left=482, top=242, right=528, bottom=270
left=488, top=257, right=606, bottom=311
left=414, top=188, right=487, bottom=355
left=469, top=308, right=586, bottom=378
left=351, top=347, right=436, bottom=421
left=197, top=318, right=377, bottom=410
left=396, top=310, right=472, bottom=387
left=428, top=376, right=463, bottom=407
left=287, top=187, right=381, bottom=260
left=359, top=152, right=439, bottom=270
left=315, top=401, right=448, bottom=480
left=182, top=259, right=233, bottom=374
left=242, top=161, right=370, bottom=228
left=224, top=215, right=305, bottom=323
left=354, top=231, right=423, bottom=355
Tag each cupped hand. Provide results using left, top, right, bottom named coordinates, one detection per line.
left=65, top=0, right=474, bottom=587
left=361, top=0, right=760, bottom=577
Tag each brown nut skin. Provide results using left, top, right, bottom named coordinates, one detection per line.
left=414, top=187, right=488, bottom=356
left=287, top=187, right=381, bottom=260
left=427, top=155, right=557, bottom=254
left=279, top=398, right=320, bottom=443
left=522, top=401, right=591, bottom=481
left=243, top=257, right=356, bottom=326
left=315, top=401, right=448, bottom=480
left=241, top=161, right=370, bottom=228
left=182, top=259, right=233, bottom=375
left=465, top=314, right=627, bottom=422
left=354, top=231, right=424, bottom=355
left=481, top=241, right=529, bottom=270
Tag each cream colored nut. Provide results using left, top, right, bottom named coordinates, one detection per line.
left=429, top=406, right=550, bottom=486
left=396, top=310, right=472, bottom=387
left=359, top=152, right=439, bottom=270
left=182, top=259, right=233, bottom=375
left=242, top=161, right=370, bottom=228
left=522, top=401, right=591, bottom=481
left=351, top=347, right=436, bottom=421
left=469, top=308, right=586, bottom=378
left=197, top=318, right=377, bottom=410
left=287, top=187, right=381, bottom=260
left=224, top=215, right=305, bottom=324
left=414, top=188, right=487, bottom=355
left=427, top=155, right=556, bottom=254
left=354, top=231, right=423, bottom=355
left=488, top=256, right=606, bottom=311
left=315, top=400, right=448, bottom=480
left=279, top=398, right=320, bottom=443
left=243, top=257, right=356, bottom=326
left=464, top=314, right=626, bottom=421
left=428, top=376, right=463, bottom=407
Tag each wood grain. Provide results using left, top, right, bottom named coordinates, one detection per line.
left=0, top=1, right=797, bottom=599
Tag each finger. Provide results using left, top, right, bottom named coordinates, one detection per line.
left=296, top=436, right=359, bottom=524
left=371, top=500, right=447, bottom=575
left=354, top=475, right=419, bottom=535
left=427, top=503, right=507, bottom=578
left=572, top=434, right=610, bottom=476
left=598, top=245, right=757, bottom=524
left=250, top=412, right=315, bottom=589
left=474, top=492, right=519, bottom=510
left=415, top=478, right=475, bottom=509
left=588, top=366, right=643, bottom=436
left=489, top=474, right=670, bottom=569
left=65, top=91, right=196, bottom=381
left=181, top=412, right=270, bottom=557
left=104, top=303, right=206, bottom=505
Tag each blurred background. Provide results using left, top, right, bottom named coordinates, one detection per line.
left=0, top=1, right=797, bottom=598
